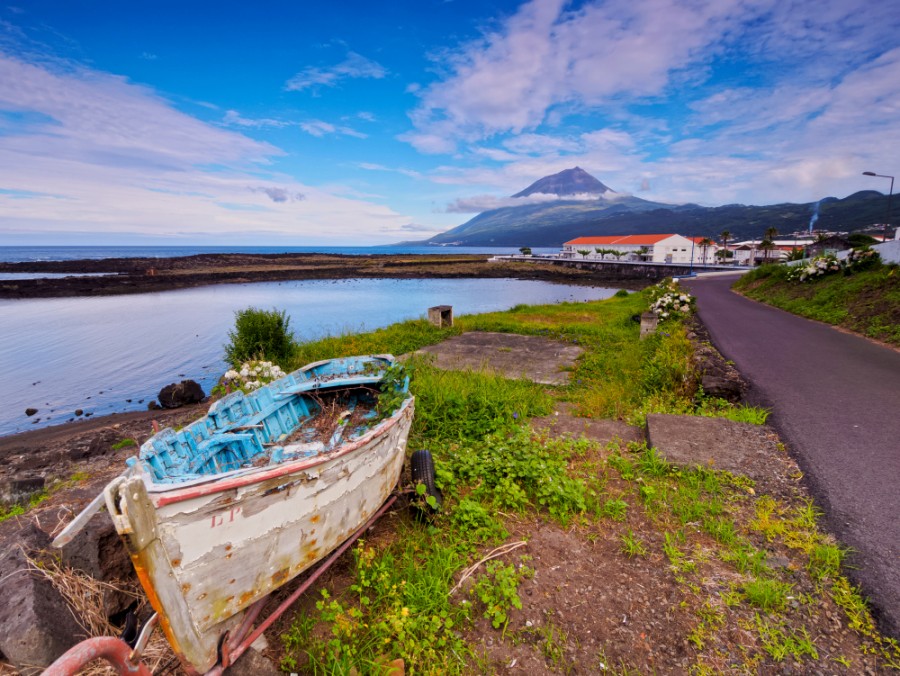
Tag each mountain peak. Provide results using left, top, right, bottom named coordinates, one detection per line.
left=512, top=167, right=614, bottom=198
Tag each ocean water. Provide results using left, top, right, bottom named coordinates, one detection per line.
left=0, top=277, right=619, bottom=437
left=0, top=245, right=560, bottom=264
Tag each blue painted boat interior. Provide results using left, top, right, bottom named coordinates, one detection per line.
left=133, top=356, right=409, bottom=484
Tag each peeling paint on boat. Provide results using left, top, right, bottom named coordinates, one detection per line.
left=103, top=355, right=414, bottom=673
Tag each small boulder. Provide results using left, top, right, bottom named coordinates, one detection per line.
left=74, top=409, right=83, bottom=416
left=0, top=476, right=45, bottom=504
left=0, top=523, right=83, bottom=673
left=157, top=380, right=205, bottom=409
left=25, top=408, right=38, bottom=417
left=701, top=374, right=743, bottom=402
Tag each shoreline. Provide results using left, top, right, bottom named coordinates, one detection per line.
left=0, top=252, right=650, bottom=299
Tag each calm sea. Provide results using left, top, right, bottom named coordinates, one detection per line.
left=0, top=277, right=619, bottom=437
left=0, top=245, right=560, bottom=264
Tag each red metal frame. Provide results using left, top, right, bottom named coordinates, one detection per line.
left=42, top=493, right=400, bottom=676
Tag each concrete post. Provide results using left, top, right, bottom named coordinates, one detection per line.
left=640, top=311, right=659, bottom=339
left=428, top=305, right=453, bottom=328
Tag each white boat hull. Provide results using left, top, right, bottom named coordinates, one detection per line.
left=105, top=398, right=414, bottom=674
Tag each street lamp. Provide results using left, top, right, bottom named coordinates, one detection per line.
left=862, top=171, right=894, bottom=242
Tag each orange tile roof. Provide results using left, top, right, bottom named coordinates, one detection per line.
left=564, top=234, right=675, bottom=246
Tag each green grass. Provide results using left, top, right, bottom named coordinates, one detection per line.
left=734, top=263, right=900, bottom=345
left=269, top=288, right=900, bottom=673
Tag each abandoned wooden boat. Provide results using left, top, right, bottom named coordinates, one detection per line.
left=101, top=355, right=414, bottom=674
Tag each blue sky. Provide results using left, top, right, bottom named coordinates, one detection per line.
left=1, top=0, right=898, bottom=245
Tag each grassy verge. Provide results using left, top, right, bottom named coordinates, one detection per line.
left=733, top=263, right=900, bottom=346
left=273, top=288, right=899, bottom=674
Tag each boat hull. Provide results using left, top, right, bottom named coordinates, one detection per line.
left=105, top=398, right=414, bottom=674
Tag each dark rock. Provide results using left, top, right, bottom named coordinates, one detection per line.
left=0, top=476, right=45, bottom=504
left=157, top=380, right=205, bottom=409
left=701, top=374, right=743, bottom=402
left=74, top=409, right=83, bottom=416
left=19, top=449, right=64, bottom=471
left=147, top=400, right=160, bottom=410
left=0, top=523, right=83, bottom=673
left=25, top=408, right=38, bottom=417
left=61, top=513, right=135, bottom=616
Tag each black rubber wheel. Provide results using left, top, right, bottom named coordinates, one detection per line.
left=410, top=449, right=442, bottom=512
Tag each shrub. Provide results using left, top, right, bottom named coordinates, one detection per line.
left=787, top=254, right=841, bottom=282
left=224, top=307, right=295, bottom=366
left=844, top=247, right=881, bottom=272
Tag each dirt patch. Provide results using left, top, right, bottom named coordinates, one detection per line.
left=414, top=332, right=583, bottom=386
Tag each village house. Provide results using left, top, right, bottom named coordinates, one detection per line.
left=731, top=239, right=811, bottom=265
left=561, top=234, right=719, bottom=264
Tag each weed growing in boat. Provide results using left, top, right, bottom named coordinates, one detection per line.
left=375, top=362, right=410, bottom=421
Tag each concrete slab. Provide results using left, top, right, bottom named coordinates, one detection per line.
left=532, top=402, right=644, bottom=447
left=645, top=414, right=778, bottom=479
left=414, top=331, right=583, bottom=385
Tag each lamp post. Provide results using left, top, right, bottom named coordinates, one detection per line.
left=862, top=171, right=894, bottom=242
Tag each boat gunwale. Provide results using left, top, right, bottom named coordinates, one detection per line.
left=149, top=396, right=413, bottom=508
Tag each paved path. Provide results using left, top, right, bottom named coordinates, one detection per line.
left=683, top=274, right=900, bottom=638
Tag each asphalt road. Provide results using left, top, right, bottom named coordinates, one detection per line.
left=683, top=274, right=900, bottom=639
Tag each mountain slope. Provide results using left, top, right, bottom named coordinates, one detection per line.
left=512, top=166, right=613, bottom=197
left=424, top=166, right=890, bottom=246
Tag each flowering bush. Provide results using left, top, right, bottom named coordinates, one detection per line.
left=844, top=247, right=881, bottom=272
left=649, top=281, right=695, bottom=320
left=651, top=292, right=695, bottom=319
left=222, top=360, right=287, bottom=391
left=787, top=254, right=841, bottom=282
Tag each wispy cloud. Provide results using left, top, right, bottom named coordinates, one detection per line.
left=0, top=52, right=413, bottom=243
left=300, top=119, right=367, bottom=139
left=403, top=0, right=900, bottom=207
left=223, top=110, right=367, bottom=138
left=248, top=186, right=305, bottom=203
left=445, top=192, right=602, bottom=213
left=285, top=52, right=386, bottom=92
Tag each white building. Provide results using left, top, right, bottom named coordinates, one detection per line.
left=731, top=239, right=811, bottom=265
left=562, top=234, right=718, bottom=264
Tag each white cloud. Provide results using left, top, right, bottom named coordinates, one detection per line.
left=445, top=191, right=604, bottom=213
left=404, top=0, right=755, bottom=151
left=0, top=53, right=413, bottom=243
left=285, top=52, right=387, bottom=92
left=223, top=110, right=367, bottom=138
left=300, top=119, right=367, bottom=139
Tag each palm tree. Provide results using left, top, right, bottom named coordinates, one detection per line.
left=760, top=238, right=775, bottom=264
left=720, top=230, right=731, bottom=265
left=761, top=227, right=778, bottom=264
left=699, top=237, right=714, bottom=264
